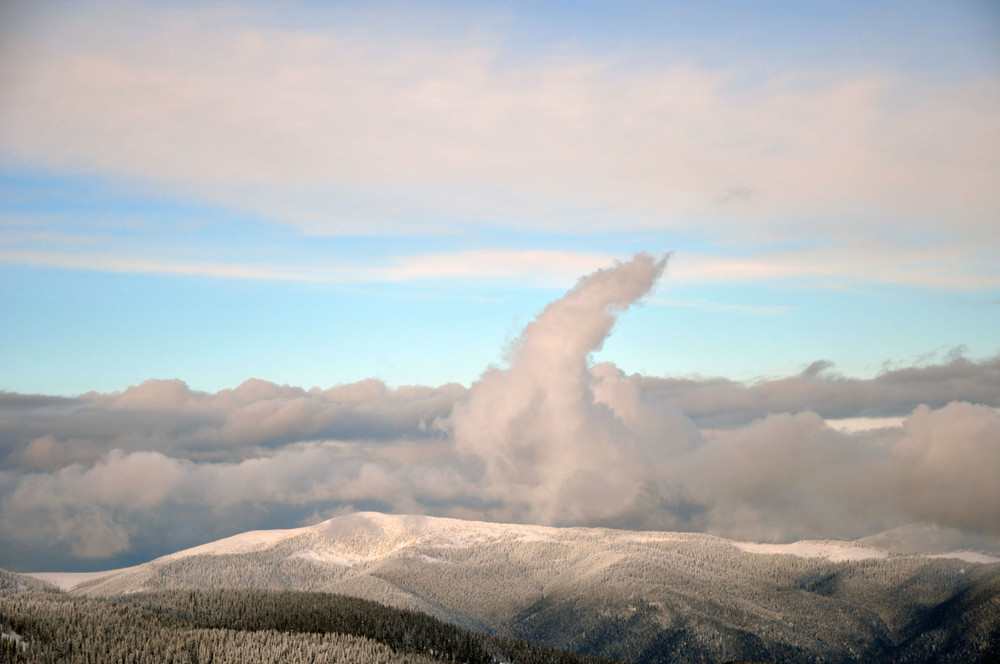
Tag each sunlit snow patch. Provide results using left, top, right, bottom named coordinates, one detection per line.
left=25, top=570, right=125, bottom=591
left=512, top=525, right=558, bottom=543
left=163, top=527, right=305, bottom=560
left=287, top=549, right=358, bottom=567
left=926, top=551, right=1000, bottom=564
left=412, top=553, right=452, bottom=565
left=735, top=541, right=888, bottom=561
left=1, top=630, right=27, bottom=653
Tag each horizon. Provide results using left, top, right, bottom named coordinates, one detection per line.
left=1, top=1, right=999, bottom=572
left=23, top=510, right=1000, bottom=584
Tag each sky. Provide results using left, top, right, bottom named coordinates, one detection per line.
left=0, top=1, right=998, bottom=571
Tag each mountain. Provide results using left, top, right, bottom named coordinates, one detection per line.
left=33, top=512, right=1000, bottom=663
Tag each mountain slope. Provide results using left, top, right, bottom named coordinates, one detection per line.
left=55, top=512, right=1000, bottom=663
left=0, top=587, right=617, bottom=664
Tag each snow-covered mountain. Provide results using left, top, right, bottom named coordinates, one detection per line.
left=31, top=512, right=1000, bottom=663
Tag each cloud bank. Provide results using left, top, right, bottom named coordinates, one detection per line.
left=1, top=253, right=999, bottom=570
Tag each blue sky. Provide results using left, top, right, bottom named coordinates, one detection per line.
left=1, top=0, right=998, bottom=396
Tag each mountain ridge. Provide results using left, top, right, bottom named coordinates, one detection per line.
left=22, top=512, right=1000, bottom=663
left=28, top=511, right=998, bottom=592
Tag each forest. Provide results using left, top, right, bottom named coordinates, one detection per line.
left=0, top=584, right=621, bottom=664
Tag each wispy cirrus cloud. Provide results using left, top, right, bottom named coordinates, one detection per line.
left=3, top=243, right=996, bottom=291
left=0, top=249, right=327, bottom=282
left=378, top=250, right=616, bottom=286
left=667, top=246, right=1000, bottom=290
left=0, top=247, right=615, bottom=287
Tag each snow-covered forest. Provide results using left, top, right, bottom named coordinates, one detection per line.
left=0, top=582, right=615, bottom=664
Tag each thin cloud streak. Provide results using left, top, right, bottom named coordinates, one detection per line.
left=381, top=250, right=617, bottom=287
left=668, top=248, right=1000, bottom=290
left=0, top=249, right=330, bottom=282
left=2, top=245, right=997, bottom=291
left=0, top=248, right=615, bottom=287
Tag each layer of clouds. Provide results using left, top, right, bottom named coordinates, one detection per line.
left=0, top=1, right=997, bottom=245
left=1, top=1, right=996, bottom=302
left=1, top=378, right=463, bottom=469
left=675, top=402, right=1000, bottom=545
left=639, top=353, right=1000, bottom=428
left=1, top=254, right=998, bottom=570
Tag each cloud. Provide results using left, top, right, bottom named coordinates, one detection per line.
left=0, top=248, right=616, bottom=289
left=450, top=252, right=698, bottom=524
left=0, top=0, right=996, bottom=248
left=0, top=254, right=998, bottom=570
left=0, top=377, right=462, bottom=472
left=666, top=247, right=1000, bottom=290
left=638, top=354, right=1000, bottom=428
left=888, top=402, right=1000, bottom=533
left=678, top=411, right=892, bottom=541
left=674, top=402, right=1000, bottom=544
left=379, top=251, right=617, bottom=288
left=7, top=243, right=998, bottom=293
left=1, top=3, right=996, bottom=294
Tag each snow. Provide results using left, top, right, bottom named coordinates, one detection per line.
left=735, top=541, right=888, bottom=562
left=162, top=526, right=305, bottom=560
left=413, top=553, right=452, bottom=565
left=25, top=570, right=122, bottom=591
left=2, top=630, right=27, bottom=652
left=30, top=513, right=1000, bottom=598
left=417, top=535, right=472, bottom=549
left=926, top=551, right=1000, bottom=564
left=26, top=526, right=314, bottom=589
left=627, top=533, right=701, bottom=543
left=512, top=526, right=557, bottom=543
left=287, top=549, right=358, bottom=567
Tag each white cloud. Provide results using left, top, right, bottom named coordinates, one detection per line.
left=667, top=247, right=1000, bottom=290
left=0, top=2, right=996, bottom=296
left=379, top=250, right=617, bottom=288
left=4, top=241, right=996, bottom=292
left=0, top=1, right=996, bottom=247
left=889, top=402, right=1000, bottom=532
left=449, top=253, right=698, bottom=524
left=0, top=248, right=616, bottom=288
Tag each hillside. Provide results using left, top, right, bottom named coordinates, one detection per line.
left=0, top=586, right=617, bottom=664
left=30, top=512, right=1000, bottom=663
